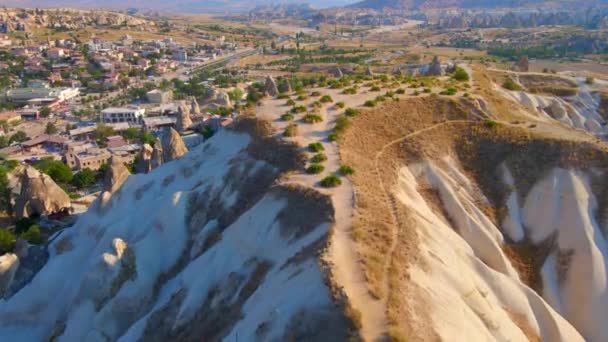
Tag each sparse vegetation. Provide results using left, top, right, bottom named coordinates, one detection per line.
left=320, top=95, right=333, bottom=103
left=364, top=100, right=377, bottom=107
left=320, top=175, right=342, bottom=187
left=306, top=164, right=325, bottom=174
left=440, top=87, right=457, bottom=96
left=311, top=153, right=328, bottom=163
left=286, top=99, right=296, bottom=106
left=303, top=113, right=323, bottom=124
left=284, top=124, right=298, bottom=137
left=281, top=113, right=295, bottom=121
left=335, top=101, right=346, bottom=109
left=452, top=67, right=470, bottom=82
left=340, top=165, right=355, bottom=175
left=344, top=108, right=359, bottom=117
left=308, top=142, right=324, bottom=152
left=502, top=78, right=523, bottom=91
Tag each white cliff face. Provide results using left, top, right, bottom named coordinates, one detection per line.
left=395, top=155, right=608, bottom=341
left=497, top=78, right=608, bottom=137
left=0, top=122, right=345, bottom=341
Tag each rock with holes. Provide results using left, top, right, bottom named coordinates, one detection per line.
left=427, top=56, right=443, bottom=76
left=190, top=97, right=201, bottom=116
left=14, top=166, right=71, bottom=219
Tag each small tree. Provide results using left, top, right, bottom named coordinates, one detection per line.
left=9, top=131, right=28, bottom=144
left=71, top=168, right=96, bottom=189
left=452, top=67, right=470, bottom=82
left=44, top=122, right=58, bottom=135
left=0, top=229, right=15, bottom=254
left=39, top=106, right=52, bottom=118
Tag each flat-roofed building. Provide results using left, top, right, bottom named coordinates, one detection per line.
left=100, top=107, right=145, bottom=124
left=146, top=89, right=173, bottom=104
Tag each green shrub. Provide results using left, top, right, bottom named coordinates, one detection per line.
left=320, top=175, right=342, bottom=188
left=71, top=168, right=96, bottom=189
left=502, top=78, right=522, bottom=91
left=384, top=91, right=395, bottom=98
left=452, top=67, right=470, bottom=81
left=586, top=77, right=595, bottom=85
left=311, top=153, right=328, bottom=163
left=308, top=142, right=324, bottom=152
left=21, top=224, right=44, bottom=245
left=303, top=113, right=323, bottom=124
left=340, top=165, right=355, bottom=175
left=307, top=164, right=325, bottom=174
left=328, top=132, right=338, bottom=141
left=0, top=229, right=15, bottom=254
left=35, top=159, right=73, bottom=184
left=484, top=120, right=499, bottom=129
left=370, top=86, right=381, bottom=92
left=296, top=94, right=309, bottom=101
left=343, top=87, right=357, bottom=95
left=335, top=115, right=349, bottom=133
left=320, top=95, right=333, bottom=103
left=281, top=113, right=295, bottom=121
left=344, top=108, right=359, bottom=117
left=375, top=96, right=386, bottom=102
left=364, top=100, right=377, bottom=107
left=284, top=124, right=298, bottom=137
left=396, top=88, right=405, bottom=94
left=277, top=93, right=290, bottom=99
left=335, top=101, right=346, bottom=108
left=311, top=91, right=322, bottom=97
left=291, top=105, right=307, bottom=113
left=440, top=87, right=457, bottom=96
left=423, top=88, right=432, bottom=93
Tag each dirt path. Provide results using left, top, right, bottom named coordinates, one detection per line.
left=372, top=120, right=473, bottom=316
left=257, top=87, right=388, bottom=341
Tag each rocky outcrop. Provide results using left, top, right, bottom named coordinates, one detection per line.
left=176, top=101, right=193, bottom=133
left=427, top=56, right=442, bottom=76
left=151, top=139, right=163, bottom=169
left=331, top=67, right=344, bottom=78
left=136, top=143, right=154, bottom=174
left=216, top=92, right=232, bottom=108
left=365, top=66, right=374, bottom=76
left=161, top=128, right=188, bottom=163
left=104, top=157, right=131, bottom=193
left=265, top=76, right=279, bottom=97
left=190, top=97, right=201, bottom=116
left=0, top=254, right=18, bottom=299
left=14, top=167, right=71, bottom=219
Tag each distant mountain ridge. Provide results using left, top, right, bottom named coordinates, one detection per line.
left=349, top=0, right=608, bottom=10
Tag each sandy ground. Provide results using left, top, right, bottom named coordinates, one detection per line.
left=256, top=86, right=389, bottom=341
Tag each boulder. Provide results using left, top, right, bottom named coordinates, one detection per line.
left=265, top=76, right=279, bottom=97
left=427, top=56, right=443, bottom=76
left=104, top=157, right=131, bottom=193
left=136, top=143, right=153, bottom=174
left=161, top=128, right=188, bottom=163
left=176, top=101, right=193, bottom=133
left=14, top=167, right=71, bottom=219
left=151, top=139, right=163, bottom=169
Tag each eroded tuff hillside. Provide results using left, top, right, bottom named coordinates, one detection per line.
left=0, top=118, right=359, bottom=341
left=340, top=96, right=608, bottom=341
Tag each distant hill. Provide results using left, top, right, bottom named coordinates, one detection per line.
left=349, top=0, right=607, bottom=10
left=0, top=0, right=357, bottom=12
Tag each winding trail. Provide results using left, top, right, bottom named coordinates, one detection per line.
left=372, top=120, right=473, bottom=316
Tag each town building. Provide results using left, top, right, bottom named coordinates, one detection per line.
left=100, top=107, right=146, bottom=124
left=146, top=89, right=173, bottom=104
left=64, top=142, right=111, bottom=171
